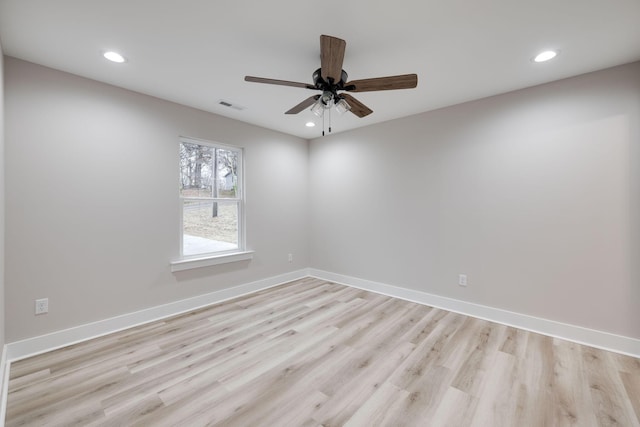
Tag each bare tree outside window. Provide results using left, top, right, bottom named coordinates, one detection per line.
left=179, top=139, right=242, bottom=257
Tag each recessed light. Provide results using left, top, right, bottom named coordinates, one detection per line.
left=305, top=122, right=316, bottom=127
left=103, top=51, right=126, bottom=63
left=533, top=50, right=558, bottom=63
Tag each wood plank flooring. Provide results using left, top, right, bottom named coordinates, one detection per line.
left=5, top=278, right=640, bottom=426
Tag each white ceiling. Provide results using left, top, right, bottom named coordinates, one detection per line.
left=1, top=0, right=639, bottom=139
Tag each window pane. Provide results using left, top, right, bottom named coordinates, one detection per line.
left=215, top=148, right=239, bottom=198
left=183, top=200, right=238, bottom=256
left=180, top=142, right=214, bottom=197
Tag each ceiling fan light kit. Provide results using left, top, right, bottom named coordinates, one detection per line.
left=245, top=35, right=418, bottom=134
left=335, top=98, right=351, bottom=114
left=310, top=99, right=326, bottom=117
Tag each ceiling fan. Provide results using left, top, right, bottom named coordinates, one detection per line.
left=245, top=35, right=418, bottom=120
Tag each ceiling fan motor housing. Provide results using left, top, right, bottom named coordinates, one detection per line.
left=312, top=68, right=348, bottom=88
left=312, top=68, right=349, bottom=103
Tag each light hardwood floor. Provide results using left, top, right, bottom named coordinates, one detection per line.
left=5, top=278, right=640, bottom=426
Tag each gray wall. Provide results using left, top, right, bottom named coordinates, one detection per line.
left=310, top=62, right=640, bottom=339
left=4, top=58, right=309, bottom=341
left=4, top=55, right=639, bottom=344
left=0, top=44, right=5, bottom=349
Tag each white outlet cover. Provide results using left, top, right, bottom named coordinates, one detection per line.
left=458, top=274, right=468, bottom=287
left=35, top=298, right=49, bottom=314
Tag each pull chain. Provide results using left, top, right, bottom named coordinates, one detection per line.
left=321, top=105, right=333, bottom=137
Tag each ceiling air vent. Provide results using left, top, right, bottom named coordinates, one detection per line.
left=217, top=99, right=246, bottom=111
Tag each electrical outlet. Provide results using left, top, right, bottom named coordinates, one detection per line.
left=458, top=274, right=468, bottom=287
left=35, top=298, right=49, bottom=315
left=288, top=253, right=293, bottom=263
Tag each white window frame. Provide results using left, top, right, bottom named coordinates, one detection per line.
left=171, top=136, right=252, bottom=272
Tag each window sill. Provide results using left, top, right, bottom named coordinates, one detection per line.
left=170, top=251, right=254, bottom=272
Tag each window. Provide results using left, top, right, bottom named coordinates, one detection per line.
left=179, top=137, right=244, bottom=259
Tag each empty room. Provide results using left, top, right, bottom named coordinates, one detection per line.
left=0, top=0, right=639, bottom=425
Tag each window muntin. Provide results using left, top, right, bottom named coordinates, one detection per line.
left=179, top=138, right=243, bottom=258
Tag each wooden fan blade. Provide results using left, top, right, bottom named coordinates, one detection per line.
left=285, top=95, right=321, bottom=114
left=245, top=76, right=314, bottom=89
left=345, top=74, right=418, bottom=92
left=341, top=93, right=373, bottom=118
left=320, top=35, right=346, bottom=83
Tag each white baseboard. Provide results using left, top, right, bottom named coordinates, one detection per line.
left=309, top=268, right=640, bottom=358
left=5, top=267, right=639, bottom=364
left=6, top=269, right=309, bottom=362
